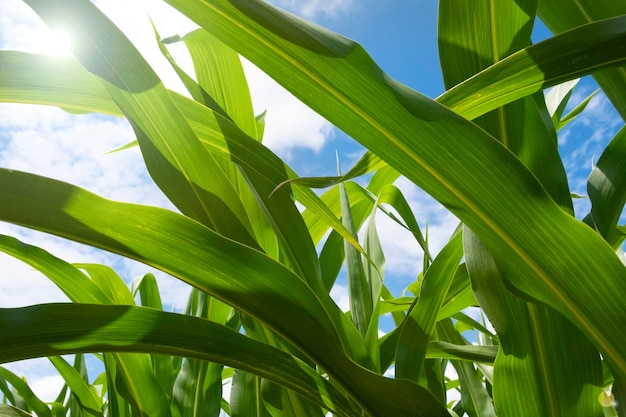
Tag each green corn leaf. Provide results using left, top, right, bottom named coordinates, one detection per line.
left=3, top=10, right=625, bottom=127
left=155, top=4, right=626, bottom=383
left=451, top=312, right=496, bottom=340
left=436, top=266, right=477, bottom=322
left=230, top=371, right=271, bottom=417
left=0, top=303, right=362, bottom=417
left=557, top=88, right=599, bottom=131
left=272, top=7, right=626, bottom=188
left=545, top=79, right=579, bottom=121
left=439, top=0, right=573, bottom=213
left=438, top=319, right=496, bottom=417
left=0, top=48, right=376, bottom=315
left=172, top=359, right=223, bottom=417
left=261, top=378, right=325, bottom=417
left=151, top=22, right=227, bottom=118
left=362, top=202, right=385, bottom=372
left=537, top=0, right=626, bottom=120
left=427, top=342, right=497, bottom=365
left=0, top=368, right=50, bottom=417
left=439, top=2, right=604, bottom=416
left=339, top=179, right=372, bottom=340
left=178, top=27, right=287, bottom=267
left=0, top=377, right=17, bottom=406
left=48, top=356, right=103, bottom=416
left=182, top=29, right=259, bottom=140
left=24, top=0, right=258, bottom=249
left=465, top=230, right=603, bottom=416
left=437, top=14, right=626, bottom=120
left=130, top=275, right=176, bottom=404
left=0, top=237, right=169, bottom=417
left=0, top=51, right=367, bottom=266
left=240, top=312, right=325, bottom=417
left=395, top=231, right=463, bottom=383
left=103, top=354, right=131, bottom=417
left=587, top=126, right=626, bottom=243
left=132, top=273, right=165, bottom=311
left=0, top=169, right=449, bottom=417
left=160, top=29, right=232, bottom=123
left=173, top=290, right=232, bottom=417
left=376, top=184, right=431, bottom=260
left=0, top=51, right=121, bottom=115
left=74, top=264, right=135, bottom=306
left=0, top=405, right=33, bottom=417
left=0, top=235, right=109, bottom=304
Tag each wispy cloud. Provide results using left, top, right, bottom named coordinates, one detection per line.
left=375, top=177, right=458, bottom=280
left=558, top=88, right=624, bottom=218
left=242, top=60, right=334, bottom=158
left=330, top=283, right=350, bottom=311
left=269, top=0, right=354, bottom=19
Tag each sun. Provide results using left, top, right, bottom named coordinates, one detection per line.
left=40, top=28, right=73, bottom=56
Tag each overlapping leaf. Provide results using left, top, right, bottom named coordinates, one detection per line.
left=439, top=1, right=603, bottom=416
left=537, top=0, right=626, bottom=120
left=0, top=169, right=449, bottom=417
left=161, top=0, right=626, bottom=381
left=0, top=303, right=359, bottom=417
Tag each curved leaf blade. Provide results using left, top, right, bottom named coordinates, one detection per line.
left=160, top=0, right=626, bottom=380
left=587, top=126, right=626, bottom=243
left=437, top=15, right=626, bottom=120
left=0, top=304, right=359, bottom=417
left=48, top=356, right=103, bottom=417
left=537, top=0, right=626, bottom=120
left=0, top=169, right=449, bottom=417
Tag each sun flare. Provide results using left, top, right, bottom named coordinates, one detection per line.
left=40, top=28, right=72, bottom=56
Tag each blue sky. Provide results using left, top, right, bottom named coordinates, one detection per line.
left=1, top=0, right=624, bottom=405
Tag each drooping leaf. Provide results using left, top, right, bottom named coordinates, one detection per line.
left=154, top=5, right=626, bottom=383
left=25, top=0, right=259, bottom=251
left=0, top=304, right=360, bottom=417
left=557, top=88, right=599, bottom=131
left=0, top=169, right=449, bottom=417
left=0, top=235, right=172, bottom=417
left=0, top=51, right=367, bottom=267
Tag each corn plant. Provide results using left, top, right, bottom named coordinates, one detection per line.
left=1, top=0, right=626, bottom=416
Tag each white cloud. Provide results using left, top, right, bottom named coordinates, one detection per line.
left=0, top=251, right=68, bottom=307
left=29, top=374, right=66, bottom=403
left=242, top=60, right=334, bottom=158
left=330, top=283, right=350, bottom=311
left=558, top=89, right=624, bottom=218
left=2, top=358, right=65, bottom=404
left=445, top=362, right=461, bottom=404
left=374, top=177, right=459, bottom=281
left=269, top=0, right=354, bottom=19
